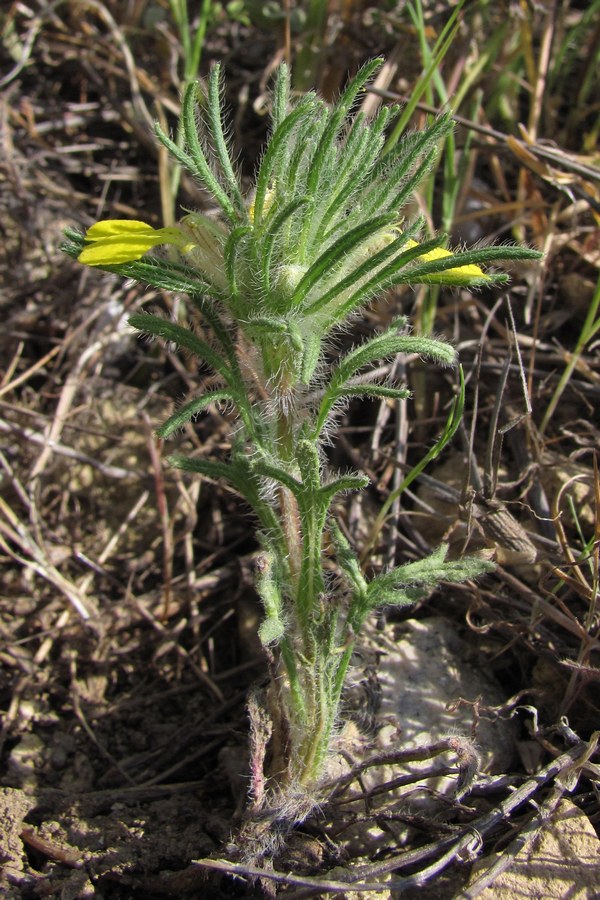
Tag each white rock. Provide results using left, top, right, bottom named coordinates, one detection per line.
left=468, top=799, right=600, bottom=898
left=373, top=617, right=515, bottom=776
left=356, top=617, right=515, bottom=793
left=337, top=617, right=516, bottom=857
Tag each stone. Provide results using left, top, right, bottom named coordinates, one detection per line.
left=370, top=616, right=515, bottom=778
left=468, top=799, right=600, bottom=898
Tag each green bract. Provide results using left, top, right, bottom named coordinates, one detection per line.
left=63, top=60, right=541, bottom=803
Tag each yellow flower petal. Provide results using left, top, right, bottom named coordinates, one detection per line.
left=406, top=239, right=488, bottom=285
left=78, top=220, right=187, bottom=266
left=84, top=220, right=156, bottom=240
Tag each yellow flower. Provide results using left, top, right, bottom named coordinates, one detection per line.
left=78, top=220, right=189, bottom=266
left=248, top=186, right=276, bottom=223
left=405, top=239, right=488, bottom=285
left=358, top=226, right=488, bottom=286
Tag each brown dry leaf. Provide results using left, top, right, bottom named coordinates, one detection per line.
left=508, top=129, right=600, bottom=228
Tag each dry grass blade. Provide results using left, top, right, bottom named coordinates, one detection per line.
left=0, top=495, right=95, bottom=619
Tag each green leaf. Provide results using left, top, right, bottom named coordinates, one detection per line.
left=167, top=454, right=238, bottom=482
left=296, top=439, right=321, bottom=497
left=328, top=519, right=368, bottom=597
left=157, top=390, right=234, bottom=438
left=180, top=81, right=237, bottom=222
left=313, top=329, right=455, bottom=438
left=62, top=232, right=217, bottom=296
left=320, top=473, right=370, bottom=507
left=366, top=544, right=495, bottom=612
left=206, top=64, right=246, bottom=216
left=301, top=332, right=322, bottom=385
left=252, top=95, right=317, bottom=229
left=324, top=234, right=450, bottom=324
left=312, top=382, right=412, bottom=439
left=311, top=105, right=392, bottom=243
left=352, top=114, right=453, bottom=224
left=224, top=225, right=251, bottom=302
left=304, top=219, right=424, bottom=317
left=167, top=452, right=284, bottom=540
left=337, top=384, right=411, bottom=402
left=305, top=58, right=384, bottom=199
left=258, top=615, right=285, bottom=647
left=244, top=315, right=289, bottom=335
left=271, top=62, right=291, bottom=132
left=256, top=554, right=285, bottom=646
left=128, top=312, right=237, bottom=388
left=251, top=457, right=303, bottom=498
left=261, top=196, right=311, bottom=293
left=395, top=245, right=542, bottom=285
left=292, top=213, right=397, bottom=308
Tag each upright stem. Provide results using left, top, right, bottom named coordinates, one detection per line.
left=295, top=666, right=330, bottom=785
left=279, top=483, right=303, bottom=584
left=276, top=406, right=303, bottom=584
left=271, top=392, right=333, bottom=785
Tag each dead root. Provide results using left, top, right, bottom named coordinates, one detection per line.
left=194, top=721, right=599, bottom=897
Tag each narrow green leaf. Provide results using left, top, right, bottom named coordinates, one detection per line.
left=309, top=384, right=412, bottom=438
left=166, top=454, right=240, bottom=484
left=355, top=114, right=453, bottom=222
left=128, top=312, right=236, bottom=387
left=292, top=213, right=397, bottom=308
left=301, top=332, right=322, bottom=385
left=305, top=219, right=424, bottom=317
left=251, top=458, right=303, bottom=497
left=368, top=585, right=428, bottom=608
left=326, top=234, right=451, bottom=324
left=366, top=544, right=494, bottom=612
left=320, top=473, right=370, bottom=507
left=181, top=81, right=237, bottom=221
left=157, top=390, right=234, bottom=438
left=271, top=62, right=291, bottom=132
left=313, top=330, right=454, bottom=438
left=224, top=225, right=251, bottom=303
left=261, top=196, right=311, bottom=293
left=279, top=108, right=327, bottom=203
left=387, top=144, right=443, bottom=214
left=206, top=64, right=246, bottom=216
left=328, top=519, right=368, bottom=596
left=334, top=330, right=456, bottom=385
left=296, top=439, right=321, bottom=497
left=244, top=316, right=288, bottom=335
left=167, top=453, right=284, bottom=541
left=153, top=121, right=208, bottom=189
left=337, top=384, right=411, bottom=401
left=186, top=295, right=238, bottom=367
left=256, top=554, right=285, bottom=646
left=311, top=107, right=391, bottom=241
left=253, top=96, right=316, bottom=229
left=305, top=58, right=384, bottom=199
left=395, top=245, right=542, bottom=284
left=63, top=232, right=217, bottom=296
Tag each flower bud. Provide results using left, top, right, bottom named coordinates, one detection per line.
left=178, top=214, right=229, bottom=291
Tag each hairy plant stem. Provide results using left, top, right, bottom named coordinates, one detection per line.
left=272, top=390, right=328, bottom=786
left=276, top=409, right=303, bottom=585
left=258, top=382, right=333, bottom=787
